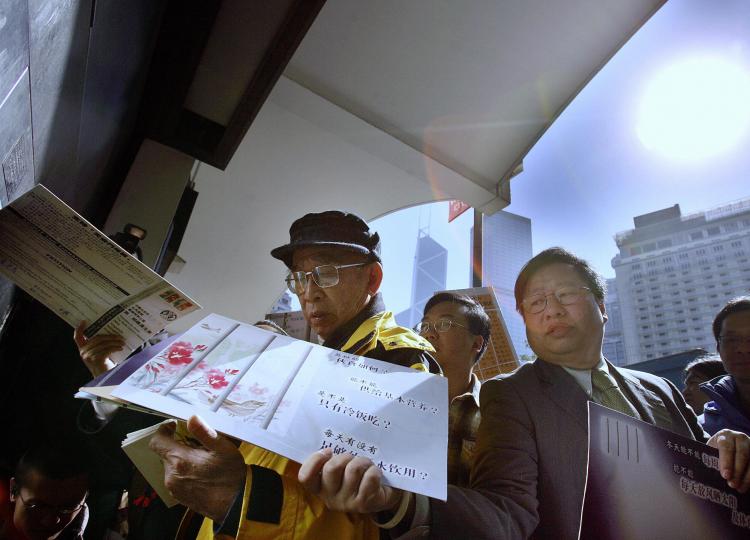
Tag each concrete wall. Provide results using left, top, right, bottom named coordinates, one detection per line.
left=104, top=139, right=194, bottom=268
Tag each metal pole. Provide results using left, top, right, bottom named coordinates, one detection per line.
left=472, top=208, right=483, bottom=287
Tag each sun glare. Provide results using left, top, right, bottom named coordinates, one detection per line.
left=636, top=56, right=750, bottom=162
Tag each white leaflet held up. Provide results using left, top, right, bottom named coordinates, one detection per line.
left=0, top=185, right=200, bottom=362
left=113, top=313, right=449, bottom=499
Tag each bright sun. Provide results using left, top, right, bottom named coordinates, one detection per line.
left=636, top=56, right=750, bottom=162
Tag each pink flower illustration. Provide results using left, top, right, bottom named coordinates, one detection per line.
left=247, top=382, right=268, bottom=396
left=165, top=341, right=195, bottom=365
left=206, top=369, right=229, bottom=389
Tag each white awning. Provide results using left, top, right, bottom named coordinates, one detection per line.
left=171, top=0, right=666, bottom=326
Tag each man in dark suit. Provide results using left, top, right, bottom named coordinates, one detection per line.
left=299, top=247, right=750, bottom=539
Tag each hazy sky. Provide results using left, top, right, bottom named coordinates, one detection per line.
left=373, top=0, right=750, bottom=315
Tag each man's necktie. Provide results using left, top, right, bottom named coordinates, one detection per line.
left=592, top=368, right=640, bottom=419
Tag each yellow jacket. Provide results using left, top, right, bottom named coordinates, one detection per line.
left=198, top=304, right=436, bottom=540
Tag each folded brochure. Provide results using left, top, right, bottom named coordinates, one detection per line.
left=97, top=313, right=449, bottom=500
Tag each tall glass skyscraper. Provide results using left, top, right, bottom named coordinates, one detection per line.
left=395, top=231, right=448, bottom=328
left=480, top=210, right=533, bottom=359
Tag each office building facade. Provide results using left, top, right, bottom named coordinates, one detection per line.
left=602, top=278, right=626, bottom=366
left=612, top=200, right=750, bottom=365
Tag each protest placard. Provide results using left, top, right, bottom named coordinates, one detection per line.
left=580, top=402, right=750, bottom=539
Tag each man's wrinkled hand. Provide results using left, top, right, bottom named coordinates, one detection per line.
left=708, top=429, right=750, bottom=493
left=298, top=449, right=402, bottom=514
left=74, top=321, right=124, bottom=377
left=149, top=415, right=246, bottom=522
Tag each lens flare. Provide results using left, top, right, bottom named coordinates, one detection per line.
left=636, top=56, right=750, bottom=162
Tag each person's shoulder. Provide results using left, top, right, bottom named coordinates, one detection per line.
left=371, top=319, right=441, bottom=373
left=377, top=322, right=433, bottom=353
left=615, top=365, right=679, bottom=397
left=486, top=361, right=537, bottom=383
left=699, top=402, right=727, bottom=436
left=367, top=342, right=441, bottom=374
left=479, top=362, right=537, bottom=402
left=616, top=365, right=664, bottom=384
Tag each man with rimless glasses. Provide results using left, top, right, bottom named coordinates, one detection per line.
left=148, top=210, right=438, bottom=540
left=417, top=292, right=490, bottom=487
left=2, top=445, right=89, bottom=540
left=699, top=297, right=750, bottom=436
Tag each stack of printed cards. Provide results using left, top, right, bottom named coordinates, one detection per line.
left=121, top=420, right=182, bottom=508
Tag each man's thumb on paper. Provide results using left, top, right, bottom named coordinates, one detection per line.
left=187, top=415, right=224, bottom=451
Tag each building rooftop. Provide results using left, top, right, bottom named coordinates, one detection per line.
left=615, top=197, right=750, bottom=246
left=633, top=204, right=681, bottom=228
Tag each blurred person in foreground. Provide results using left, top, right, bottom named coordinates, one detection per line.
left=682, top=355, right=726, bottom=414
left=700, top=297, right=750, bottom=436
left=296, top=247, right=750, bottom=539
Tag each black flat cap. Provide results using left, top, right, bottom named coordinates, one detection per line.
left=270, top=210, right=381, bottom=268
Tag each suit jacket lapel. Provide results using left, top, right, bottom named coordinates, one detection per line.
left=610, top=363, right=675, bottom=431
left=534, top=359, right=589, bottom=431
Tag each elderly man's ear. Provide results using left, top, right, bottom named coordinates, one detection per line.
left=367, top=263, right=384, bottom=295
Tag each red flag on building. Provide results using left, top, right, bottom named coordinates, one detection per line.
left=448, top=200, right=471, bottom=222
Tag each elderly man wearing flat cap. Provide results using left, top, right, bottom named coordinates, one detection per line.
left=148, top=211, right=439, bottom=540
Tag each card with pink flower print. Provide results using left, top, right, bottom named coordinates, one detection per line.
left=112, top=313, right=449, bottom=499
